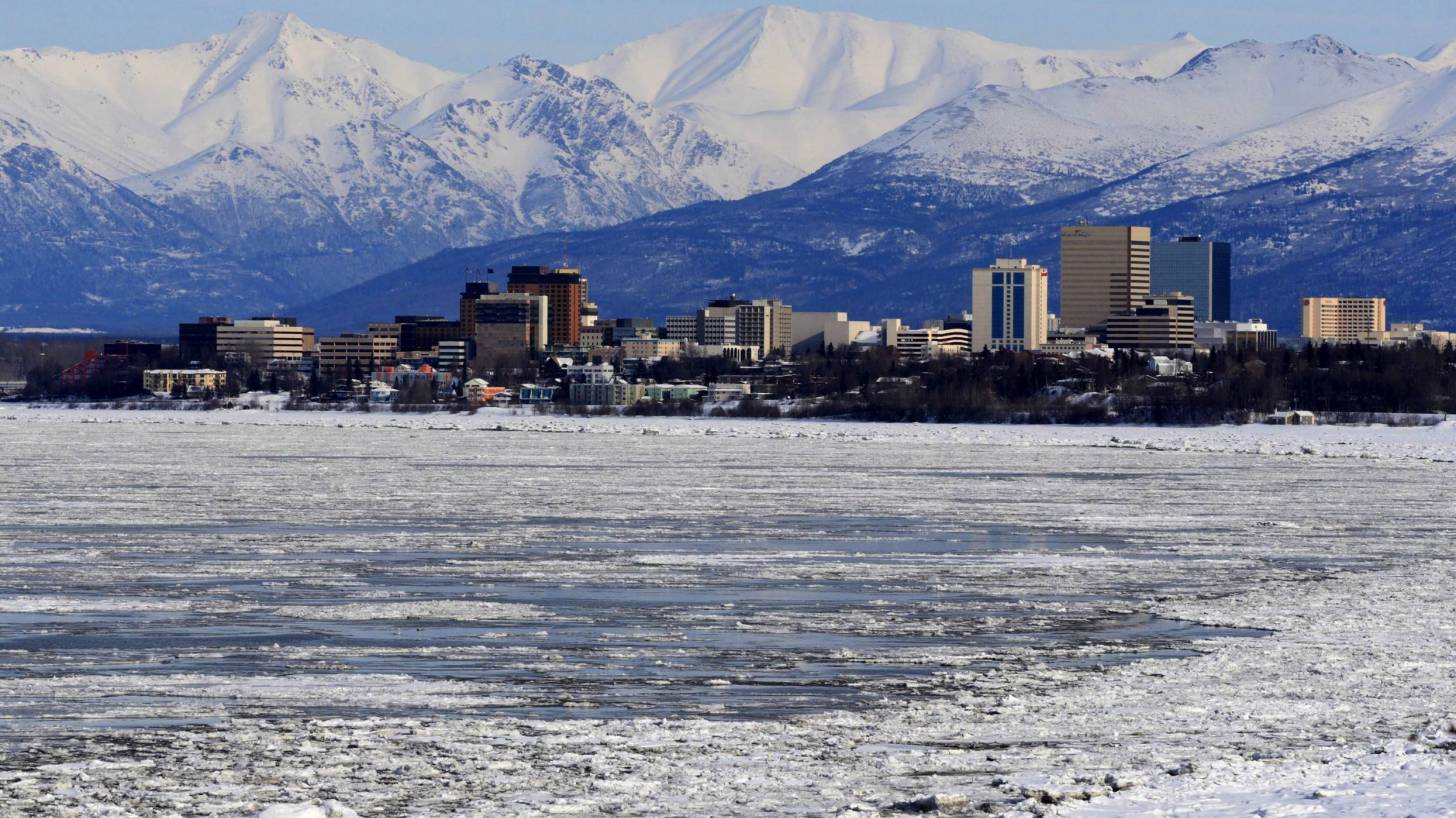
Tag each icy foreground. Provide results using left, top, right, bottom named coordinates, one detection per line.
left=0, top=409, right=1453, bottom=816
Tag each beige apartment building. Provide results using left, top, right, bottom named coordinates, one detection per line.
left=971, top=258, right=1049, bottom=352
left=1301, top=297, right=1387, bottom=342
left=215, top=318, right=313, bottom=364
left=1059, top=224, right=1151, bottom=330
left=143, top=369, right=228, bottom=396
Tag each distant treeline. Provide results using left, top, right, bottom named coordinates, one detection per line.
left=774, top=342, right=1456, bottom=424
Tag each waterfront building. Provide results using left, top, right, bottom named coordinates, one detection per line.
left=143, top=369, right=227, bottom=397
left=1105, top=293, right=1196, bottom=349
left=1059, top=224, right=1151, bottom=331
left=1150, top=236, right=1231, bottom=321
left=507, top=265, right=587, bottom=347
left=971, top=258, right=1049, bottom=352
left=1301, top=297, right=1387, bottom=343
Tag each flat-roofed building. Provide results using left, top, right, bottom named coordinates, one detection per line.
left=459, top=280, right=500, bottom=337
left=665, top=316, right=696, bottom=341
left=1060, top=224, right=1151, bottom=331
left=143, top=369, right=227, bottom=397
left=790, top=311, right=872, bottom=355
left=473, top=292, right=548, bottom=355
left=972, top=258, right=1049, bottom=352
left=1105, top=293, right=1196, bottom=349
left=178, top=316, right=233, bottom=364
left=1151, top=236, right=1231, bottom=321
left=216, top=318, right=313, bottom=364
left=318, top=333, right=397, bottom=376
left=1301, top=296, right=1387, bottom=343
left=620, top=337, right=684, bottom=360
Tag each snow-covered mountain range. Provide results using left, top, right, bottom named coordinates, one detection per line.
left=3, top=5, right=1456, bottom=330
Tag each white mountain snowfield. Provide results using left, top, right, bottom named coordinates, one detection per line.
left=573, top=5, right=1210, bottom=173
left=5, top=5, right=1456, bottom=327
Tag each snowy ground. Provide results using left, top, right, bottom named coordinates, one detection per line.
left=0, top=407, right=1453, bottom=816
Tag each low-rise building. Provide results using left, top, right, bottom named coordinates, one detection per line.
left=143, top=368, right=227, bottom=397
left=1105, top=293, right=1196, bottom=349
left=318, top=333, right=398, bottom=376
left=570, top=378, right=645, bottom=406
left=216, top=318, right=313, bottom=365
left=643, top=383, right=707, bottom=402
left=620, top=337, right=684, bottom=360
left=790, top=311, right=872, bottom=355
left=1148, top=355, right=1193, bottom=376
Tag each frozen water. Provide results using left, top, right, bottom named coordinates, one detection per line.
left=0, top=408, right=1453, bottom=815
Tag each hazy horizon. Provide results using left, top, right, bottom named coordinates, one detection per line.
left=3, top=0, right=1455, bottom=72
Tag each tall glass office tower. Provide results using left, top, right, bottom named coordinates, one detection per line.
left=1150, top=236, right=1231, bottom=322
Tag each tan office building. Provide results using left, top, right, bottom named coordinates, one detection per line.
left=215, top=319, right=313, bottom=363
left=1059, top=225, right=1151, bottom=331
left=317, top=334, right=398, bottom=375
left=1301, top=297, right=1387, bottom=342
left=971, top=258, right=1049, bottom=352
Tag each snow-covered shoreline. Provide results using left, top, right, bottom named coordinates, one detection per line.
left=1, top=408, right=1452, bottom=816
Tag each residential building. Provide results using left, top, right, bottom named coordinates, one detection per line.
left=178, top=316, right=233, bottom=364
left=143, top=369, right=227, bottom=397
left=567, top=362, right=616, bottom=385
left=1059, top=224, right=1152, bottom=331
left=473, top=292, right=549, bottom=355
left=1150, top=236, right=1231, bottom=321
left=216, top=318, right=313, bottom=365
left=643, top=383, right=707, bottom=401
left=507, top=265, right=587, bottom=347
left=1105, top=293, right=1196, bottom=349
left=790, top=311, right=872, bottom=355
left=1301, top=297, right=1387, bottom=343
left=570, top=378, right=645, bottom=406
left=317, top=333, right=397, bottom=376
left=463, top=378, right=506, bottom=406
left=620, top=337, right=684, bottom=360
left=971, top=258, right=1049, bottom=352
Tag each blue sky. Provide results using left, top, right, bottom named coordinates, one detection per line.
left=5, top=0, right=1456, bottom=70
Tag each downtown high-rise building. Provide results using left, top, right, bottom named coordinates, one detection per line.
left=507, top=266, right=588, bottom=347
left=971, top=258, right=1049, bottom=352
left=1058, top=224, right=1151, bottom=331
left=1150, top=236, right=1231, bottom=321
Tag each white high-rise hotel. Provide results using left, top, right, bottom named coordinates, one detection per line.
left=971, top=259, right=1049, bottom=352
